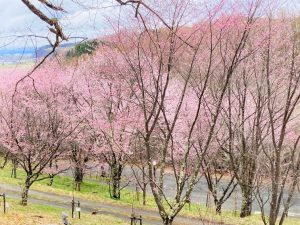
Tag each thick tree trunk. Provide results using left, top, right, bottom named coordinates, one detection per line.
left=269, top=199, right=278, bottom=225
left=110, top=164, right=122, bottom=199
left=163, top=217, right=174, bottom=225
left=21, top=178, right=31, bottom=206
left=240, top=186, right=252, bottom=217
left=111, top=174, right=121, bottom=199
left=74, top=166, right=84, bottom=191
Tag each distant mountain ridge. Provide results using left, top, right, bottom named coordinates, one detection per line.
left=0, top=42, right=77, bottom=63
left=35, top=42, right=77, bottom=58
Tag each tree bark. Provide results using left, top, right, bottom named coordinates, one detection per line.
left=215, top=202, right=222, bottom=214
left=142, top=169, right=147, bottom=205
left=11, top=159, right=17, bottom=178
left=48, top=175, right=54, bottom=186
left=74, top=166, right=84, bottom=191
left=21, top=178, right=31, bottom=206
left=11, top=167, right=17, bottom=178
left=110, top=163, right=122, bottom=199
left=111, top=174, right=121, bottom=199
left=163, top=217, right=174, bottom=225
left=240, top=186, right=252, bottom=217
left=142, top=183, right=147, bottom=205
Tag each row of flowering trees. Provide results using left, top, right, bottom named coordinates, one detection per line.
left=1, top=1, right=300, bottom=225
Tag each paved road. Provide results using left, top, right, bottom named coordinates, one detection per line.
left=119, top=167, right=300, bottom=218
left=66, top=165, right=300, bottom=218
left=166, top=175, right=300, bottom=218
left=0, top=183, right=224, bottom=225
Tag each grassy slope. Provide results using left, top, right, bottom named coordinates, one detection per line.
left=0, top=199, right=127, bottom=225
left=0, top=161, right=299, bottom=225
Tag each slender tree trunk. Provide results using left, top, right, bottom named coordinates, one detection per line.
left=11, top=167, right=17, bottom=178
left=142, top=183, right=147, bottom=206
left=11, top=159, right=17, bottom=178
left=216, top=202, right=222, bottom=214
left=48, top=175, right=54, bottom=186
left=136, top=185, right=140, bottom=201
left=142, top=169, right=147, bottom=205
left=21, top=178, right=31, bottom=206
left=211, top=189, right=222, bottom=214
left=269, top=160, right=280, bottom=225
left=240, top=185, right=252, bottom=217
left=75, top=182, right=81, bottom=191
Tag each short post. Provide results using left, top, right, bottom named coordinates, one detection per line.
left=77, top=200, right=81, bottom=219
left=130, top=213, right=142, bottom=225
left=139, top=215, right=143, bottom=225
left=130, top=213, right=134, bottom=225
left=0, top=193, right=6, bottom=214
left=71, top=198, right=81, bottom=219
left=3, top=194, right=5, bottom=214
left=71, top=198, right=74, bottom=218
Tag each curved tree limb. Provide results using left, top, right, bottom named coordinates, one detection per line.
left=21, top=0, right=67, bottom=41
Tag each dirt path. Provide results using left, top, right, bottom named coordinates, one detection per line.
left=0, top=183, right=223, bottom=225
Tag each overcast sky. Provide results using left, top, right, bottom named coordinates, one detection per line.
left=1, top=0, right=300, bottom=50
left=0, top=0, right=118, bottom=49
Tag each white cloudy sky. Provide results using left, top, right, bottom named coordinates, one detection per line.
left=1, top=0, right=300, bottom=50
left=0, top=0, right=120, bottom=49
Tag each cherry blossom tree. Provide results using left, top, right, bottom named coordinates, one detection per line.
left=0, top=64, right=81, bottom=205
left=66, top=51, right=142, bottom=199
left=16, top=2, right=300, bottom=225
left=100, top=1, right=263, bottom=224
left=252, top=16, right=300, bottom=225
left=217, top=55, right=270, bottom=217
left=201, top=147, right=238, bottom=214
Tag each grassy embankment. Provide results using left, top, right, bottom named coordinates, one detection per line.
left=0, top=161, right=299, bottom=225
left=0, top=199, right=127, bottom=225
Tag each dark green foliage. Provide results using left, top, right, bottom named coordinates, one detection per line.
left=66, top=39, right=98, bottom=58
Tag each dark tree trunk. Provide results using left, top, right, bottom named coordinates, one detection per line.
left=21, top=178, right=31, bottom=206
left=11, top=159, right=17, bottom=178
left=240, top=186, right=252, bottom=217
left=111, top=174, right=120, bottom=199
left=215, top=202, right=222, bottom=214
left=163, top=217, right=174, bottom=225
left=48, top=175, right=54, bottom=186
left=110, top=163, right=123, bottom=199
left=74, top=166, right=84, bottom=191
left=211, top=190, right=222, bottom=214
left=142, top=183, right=147, bottom=205
left=142, top=168, right=147, bottom=205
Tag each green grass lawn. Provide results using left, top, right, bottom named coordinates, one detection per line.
left=0, top=198, right=127, bottom=225
left=0, top=161, right=299, bottom=225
